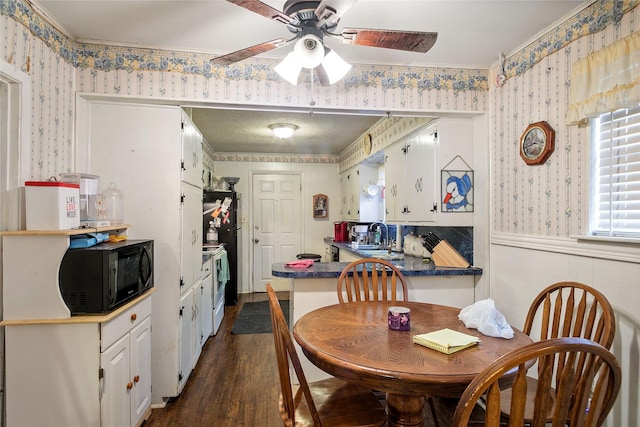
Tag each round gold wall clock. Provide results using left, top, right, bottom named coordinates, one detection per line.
left=363, top=133, right=372, bottom=155
left=520, top=121, right=555, bottom=165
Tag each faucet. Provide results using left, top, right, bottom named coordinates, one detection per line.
left=368, top=222, right=389, bottom=247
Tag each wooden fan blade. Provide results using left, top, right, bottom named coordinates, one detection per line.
left=226, top=0, right=293, bottom=25
left=315, top=0, right=358, bottom=27
left=341, top=28, right=438, bottom=53
left=211, top=39, right=288, bottom=65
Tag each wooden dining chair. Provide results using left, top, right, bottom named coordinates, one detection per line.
left=336, top=259, right=445, bottom=426
left=452, top=337, right=622, bottom=427
left=499, top=281, right=617, bottom=424
left=266, top=284, right=387, bottom=427
left=337, top=258, right=408, bottom=303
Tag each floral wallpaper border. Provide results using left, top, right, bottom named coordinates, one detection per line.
left=3, top=0, right=486, bottom=92
left=3, top=0, right=636, bottom=92
left=2, top=0, right=488, bottom=92
left=502, top=0, right=638, bottom=80
left=211, top=152, right=339, bottom=164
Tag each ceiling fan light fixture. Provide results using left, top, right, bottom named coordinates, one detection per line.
left=269, top=123, right=298, bottom=139
left=317, top=48, right=352, bottom=85
left=274, top=52, right=302, bottom=85
left=293, top=34, right=325, bottom=69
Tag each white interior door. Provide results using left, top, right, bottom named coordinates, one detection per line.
left=252, top=174, right=302, bottom=292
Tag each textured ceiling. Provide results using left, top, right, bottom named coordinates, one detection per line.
left=34, top=0, right=587, bottom=155
left=191, top=108, right=383, bottom=155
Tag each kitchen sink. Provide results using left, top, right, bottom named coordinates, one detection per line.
left=361, top=249, right=405, bottom=260
left=355, top=244, right=382, bottom=250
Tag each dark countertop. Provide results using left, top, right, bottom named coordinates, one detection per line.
left=273, top=240, right=482, bottom=279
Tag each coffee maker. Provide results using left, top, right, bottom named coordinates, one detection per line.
left=350, top=225, right=369, bottom=244
left=334, top=222, right=349, bottom=242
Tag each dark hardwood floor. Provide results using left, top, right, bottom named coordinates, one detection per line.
left=142, top=292, right=466, bottom=427
left=142, top=291, right=283, bottom=427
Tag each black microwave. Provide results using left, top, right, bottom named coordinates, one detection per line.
left=59, top=239, right=153, bottom=314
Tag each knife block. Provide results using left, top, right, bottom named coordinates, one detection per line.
left=431, top=240, right=470, bottom=268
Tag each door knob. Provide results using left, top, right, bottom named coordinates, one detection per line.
left=254, top=238, right=260, bottom=244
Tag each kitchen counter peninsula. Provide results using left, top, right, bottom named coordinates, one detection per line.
left=272, top=259, right=481, bottom=278
left=272, top=257, right=481, bottom=309
left=272, top=240, right=482, bottom=279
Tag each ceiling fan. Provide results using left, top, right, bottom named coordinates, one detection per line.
left=211, top=0, right=438, bottom=85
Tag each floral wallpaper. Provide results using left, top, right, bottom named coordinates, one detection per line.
left=340, top=116, right=433, bottom=171
left=489, top=3, right=639, bottom=239
left=500, top=0, right=637, bottom=82
left=2, top=9, right=76, bottom=181
left=1, top=0, right=638, bottom=185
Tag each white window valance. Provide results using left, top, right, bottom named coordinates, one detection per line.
left=567, top=30, right=640, bottom=125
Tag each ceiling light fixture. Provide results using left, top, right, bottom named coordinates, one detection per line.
left=316, top=48, right=353, bottom=85
left=275, top=33, right=352, bottom=86
left=269, top=123, right=298, bottom=139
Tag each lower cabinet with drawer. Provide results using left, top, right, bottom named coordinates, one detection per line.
left=3, top=294, right=153, bottom=427
left=100, top=297, right=152, bottom=427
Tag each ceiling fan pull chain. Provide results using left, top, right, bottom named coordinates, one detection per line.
left=309, top=68, right=316, bottom=109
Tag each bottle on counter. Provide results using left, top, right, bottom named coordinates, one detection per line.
left=206, top=221, right=218, bottom=244
left=374, top=226, right=382, bottom=245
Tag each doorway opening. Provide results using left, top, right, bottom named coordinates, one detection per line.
left=0, top=60, right=32, bottom=424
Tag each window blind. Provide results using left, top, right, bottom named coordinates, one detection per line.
left=592, top=104, right=640, bottom=237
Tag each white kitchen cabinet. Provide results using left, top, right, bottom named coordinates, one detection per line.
left=191, top=279, right=203, bottom=367
left=178, top=266, right=215, bottom=376
left=404, top=130, right=437, bottom=222
left=340, top=167, right=350, bottom=218
left=324, top=241, right=333, bottom=262
left=338, top=248, right=361, bottom=263
left=177, top=268, right=211, bottom=389
left=1, top=253, right=153, bottom=427
left=384, top=142, right=405, bottom=223
left=1, top=227, right=153, bottom=427
left=384, top=126, right=437, bottom=223
left=385, top=118, right=474, bottom=224
left=182, top=182, right=204, bottom=293
left=340, top=164, right=382, bottom=221
left=100, top=308, right=152, bottom=427
left=85, top=101, right=205, bottom=404
left=179, top=285, right=194, bottom=391
left=129, top=316, right=152, bottom=426
left=181, top=116, right=203, bottom=187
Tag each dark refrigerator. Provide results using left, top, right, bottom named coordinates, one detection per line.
left=203, top=190, right=240, bottom=305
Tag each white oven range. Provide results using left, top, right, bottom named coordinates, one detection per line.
left=203, top=246, right=228, bottom=335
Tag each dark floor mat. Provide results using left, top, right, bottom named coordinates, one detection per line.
left=231, top=300, right=289, bottom=334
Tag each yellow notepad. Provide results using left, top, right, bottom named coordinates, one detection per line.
left=413, top=328, right=481, bottom=354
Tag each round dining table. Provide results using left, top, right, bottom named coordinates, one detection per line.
left=293, top=301, right=533, bottom=427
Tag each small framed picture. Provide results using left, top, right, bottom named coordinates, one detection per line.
left=520, top=121, right=555, bottom=165
left=441, top=170, right=474, bottom=212
left=313, top=194, right=328, bottom=218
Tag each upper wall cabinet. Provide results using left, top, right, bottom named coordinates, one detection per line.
left=341, top=164, right=382, bottom=222
left=385, top=128, right=437, bottom=223
left=181, top=115, right=203, bottom=187
left=385, top=117, right=475, bottom=225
